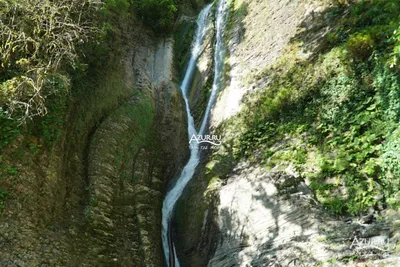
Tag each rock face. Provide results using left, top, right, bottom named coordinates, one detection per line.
left=211, top=0, right=320, bottom=126
left=207, top=162, right=400, bottom=266
left=208, top=163, right=319, bottom=266
left=0, top=19, right=188, bottom=267
left=175, top=0, right=400, bottom=266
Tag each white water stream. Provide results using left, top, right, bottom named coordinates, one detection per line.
left=161, top=1, right=229, bottom=266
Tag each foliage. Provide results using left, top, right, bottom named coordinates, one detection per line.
left=0, top=0, right=181, bottom=122
left=345, top=32, right=374, bottom=60
left=0, top=108, right=20, bottom=150
left=105, top=0, right=132, bottom=13
left=0, top=0, right=99, bottom=120
left=37, top=85, right=68, bottom=146
left=0, top=188, right=8, bottom=214
left=136, top=0, right=177, bottom=33
left=233, top=0, right=400, bottom=215
left=390, top=26, right=400, bottom=68
left=381, top=127, right=400, bottom=208
left=174, top=20, right=196, bottom=77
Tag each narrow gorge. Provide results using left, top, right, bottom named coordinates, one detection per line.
left=1, top=0, right=400, bottom=266
left=162, top=1, right=229, bottom=265
left=161, top=4, right=213, bottom=266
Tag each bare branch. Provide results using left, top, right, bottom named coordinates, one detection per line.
left=0, top=0, right=99, bottom=120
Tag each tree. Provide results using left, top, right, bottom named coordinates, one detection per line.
left=136, top=0, right=177, bottom=33
left=0, top=0, right=99, bottom=120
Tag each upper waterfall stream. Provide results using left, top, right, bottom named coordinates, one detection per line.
left=161, top=1, right=229, bottom=266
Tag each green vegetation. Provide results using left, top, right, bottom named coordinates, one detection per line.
left=136, top=0, right=177, bottom=33
left=233, top=0, right=400, bottom=215
left=174, top=20, right=196, bottom=77
left=0, top=0, right=184, bottom=214
left=0, top=0, right=180, bottom=122
left=0, top=110, right=20, bottom=151
left=111, top=92, right=155, bottom=174
left=0, top=0, right=97, bottom=120
left=0, top=188, right=8, bottom=214
left=102, top=0, right=178, bottom=33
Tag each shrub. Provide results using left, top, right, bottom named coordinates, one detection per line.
left=136, top=0, right=177, bottom=33
left=346, top=33, right=374, bottom=60
left=381, top=127, right=400, bottom=208
left=389, top=26, right=400, bottom=68
left=0, top=0, right=99, bottom=120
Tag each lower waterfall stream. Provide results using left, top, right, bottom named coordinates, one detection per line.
left=161, top=0, right=229, bottom=266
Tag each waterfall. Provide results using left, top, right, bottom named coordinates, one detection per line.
left=161, top=1, right=229, bottom=266
left=199, top=0, right=229, bottom=135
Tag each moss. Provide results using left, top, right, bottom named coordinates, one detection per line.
left=106, top=93, right=155, bottom=176
left=71, top=59, right=133, bottom=137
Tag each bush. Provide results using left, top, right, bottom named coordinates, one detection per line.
left=346, top=33, right=374, bottom=60
left=389, top=26, right=400, bottom=68
left=0, top=0, right=99, bottom=120
left=381, top=127, right=400, bottom=208
left=136, top=0, right=177, bottom=33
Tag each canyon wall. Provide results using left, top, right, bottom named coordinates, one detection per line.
left=175, top=0, right=400, bottom=266
left=0, top=19, right=188, bottom=267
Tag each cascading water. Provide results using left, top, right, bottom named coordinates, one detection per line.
left=199, top=0, right=229, bottom=135
left=161, top=1, right=229, bottom=266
